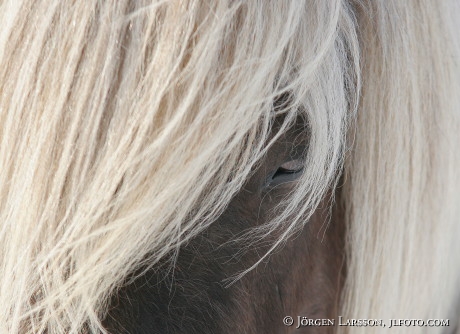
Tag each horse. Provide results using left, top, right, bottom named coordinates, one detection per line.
left=0, top=1, right=459, bottom=333
left=102, top=113, right=347, bottom=333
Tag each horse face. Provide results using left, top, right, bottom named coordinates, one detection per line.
left=103, top=117, right=345, bottom=334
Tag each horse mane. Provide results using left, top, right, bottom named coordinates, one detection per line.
left=0, top=1, right=458, bottom=333
left=341, top=2, right=460, bottom=331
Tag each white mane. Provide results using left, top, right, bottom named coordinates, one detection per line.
left=0, top=1, right=458, bottom=333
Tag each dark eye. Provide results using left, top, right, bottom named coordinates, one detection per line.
left=267, top=159, right=304, bottom=187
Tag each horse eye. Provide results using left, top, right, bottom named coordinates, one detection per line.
left=268, top=159, right=304, bottom=187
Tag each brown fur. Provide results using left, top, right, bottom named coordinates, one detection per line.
left=103, top=118, right=345, bottom=334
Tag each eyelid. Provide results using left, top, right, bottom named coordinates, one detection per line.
left=278, top=159, right=304, bottom=172
left=265, top=159, right=305, bottom=188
